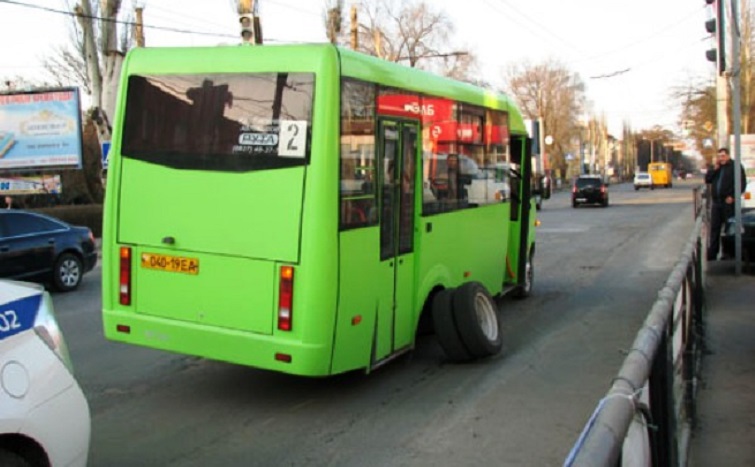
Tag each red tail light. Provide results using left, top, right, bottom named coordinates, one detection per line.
left=119, top=247, right=132, bottom=305
left=601, top=185, right=607, bottom=194
left=278, top=266, right=294, bottom=331
left=572, top=185, right=577, bottom=193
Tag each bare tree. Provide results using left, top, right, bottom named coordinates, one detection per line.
left=43, top=45, right=91, bottom=94
left=739, top=0, right=754, bottom=133
left=40, top=2, right=134, bottom=138
left=504, top=59, right=587, bottom=181
left=324, top=0, right=344, bottom=44
left=331, top=0, right=477, bottom=80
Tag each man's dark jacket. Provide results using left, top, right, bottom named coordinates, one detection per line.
left=705, top=161, right=747, bottom=203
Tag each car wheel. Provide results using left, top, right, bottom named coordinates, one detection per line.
left=634, top=186, right=639, bottom=191
left=572, top=201, right=578, bottom=208
left=0, top=449, right=30, bottom=467
left=53, top=252, right=83, bottom=292
left=431, top=289, right=472, bottom=363
left=452, top=282, right=502, bottom=358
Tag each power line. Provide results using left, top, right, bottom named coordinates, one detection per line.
left=142, top=4, right=234, bottom=32
left=0, top=0, right=239, bottom=39
left=572, top=4, right=707, bottom=65
left=479, top=0, right=581, bottom=56
left=589, top=68, right=631, bottom=80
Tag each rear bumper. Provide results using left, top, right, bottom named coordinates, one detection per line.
left=103, top=309, right=334, bottom=376
left=573, top=194, right=607, bottom=204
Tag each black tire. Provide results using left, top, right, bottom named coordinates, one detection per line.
left=431, top=289, right=472, bottom=362
left=512, top=247, right=534, bottom=299
left=572, top=201, right=578, bottom=208
left=0, top=449, right=31, bottom=467
left=452, top=282, right=502, bottom=358
left=53, top=252, right=83, bottom=292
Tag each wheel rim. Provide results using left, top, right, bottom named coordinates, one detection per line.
left=473, top=292, right=498, bottom=341
left=60, top=258, right=81, bottom=287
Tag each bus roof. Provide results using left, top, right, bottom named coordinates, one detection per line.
left=120, top=44, right=527, bottom=135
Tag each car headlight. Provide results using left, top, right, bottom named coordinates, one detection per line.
left=33, top=292, right=75, bottom=374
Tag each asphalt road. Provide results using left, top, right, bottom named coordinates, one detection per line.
left=52, top=178, right=699, bottom=466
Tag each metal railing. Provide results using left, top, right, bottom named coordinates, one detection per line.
left=565, top=191, right=707, bottom=466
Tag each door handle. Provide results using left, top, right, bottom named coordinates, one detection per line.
left=0, top=246, right=9, bottom=252
left=48, top=238, right=55, bottom=244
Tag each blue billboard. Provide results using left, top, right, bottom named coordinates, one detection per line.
left=0, top=88, right=83, bottom=170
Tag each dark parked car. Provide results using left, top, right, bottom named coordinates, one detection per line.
left=572, top=175, right=609, bottom=208
left=722, top=209, right=755, bottom=270
left=0, top=210, right=97, bottom=291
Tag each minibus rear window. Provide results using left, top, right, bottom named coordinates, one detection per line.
left=121, top=73, right=314, bottom=172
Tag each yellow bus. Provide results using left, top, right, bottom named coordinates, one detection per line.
left=648, top=162, right=672, bottom=188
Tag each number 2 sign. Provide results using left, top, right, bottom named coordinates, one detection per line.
left=278, top=120, right=307, bottom=158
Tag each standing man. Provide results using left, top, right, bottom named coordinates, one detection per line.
left=3, top=195, right=13, bottom=209
left=705, top=147, right=747, bottom=260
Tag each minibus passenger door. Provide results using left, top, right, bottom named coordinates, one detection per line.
left=377, top=119, right=417, bottom=359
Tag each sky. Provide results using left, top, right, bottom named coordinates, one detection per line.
left=0, top=0, right=715, bottom=138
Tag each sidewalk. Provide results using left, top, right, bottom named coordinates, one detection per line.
left=688, top=261, right=755, bottom=465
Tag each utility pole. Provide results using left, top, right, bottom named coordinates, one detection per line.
left=350, top=5, right=358, bottom=50
left=134, top=7, right=145, bottom=47
left=730, top=0, right=744, bottom=275
left=75, top=0, right=121, bottom=146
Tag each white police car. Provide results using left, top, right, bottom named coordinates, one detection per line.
left=0, top=280, right=90, bottom=466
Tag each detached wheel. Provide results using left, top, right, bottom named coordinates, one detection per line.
left=53, top=252, right=83, bottom=292
left=431, top=289, right=472, bottom=362
left=452, top=282, right=502, bottom=359
left=513, top=247, right=534, bottom=299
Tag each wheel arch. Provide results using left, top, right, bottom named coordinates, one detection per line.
left=0, top=433, right=50, bottom=467
left=413, top=264, right=454, bottom=337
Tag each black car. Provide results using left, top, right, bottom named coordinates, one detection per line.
left=0, top=210, right=97, bottom=291
left=721, top=209, right=755, bottom=269
left=572, top=175, right=609, bottom=208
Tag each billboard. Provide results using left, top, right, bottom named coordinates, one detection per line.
left=0, top=174, right=62, bottom=195
left=0, top=88, right=83, bottom=170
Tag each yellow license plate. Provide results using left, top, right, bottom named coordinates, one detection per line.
left=141, top=253, right=199, bottom=275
